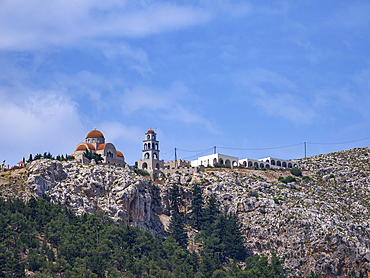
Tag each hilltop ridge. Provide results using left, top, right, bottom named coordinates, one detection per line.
left=1, top=146, right=370, bottom=277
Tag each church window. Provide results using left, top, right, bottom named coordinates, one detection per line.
left=156, top=163, right=160, bottom=169
left=156, top=144, right=158, bottom=150
left=147, top=135, right=150, bottom=140
left=145, top=153, right=149, bottom=159
left=107, top=151, right=113, bottom=158
left=153, top=135, right=156, bottom=140
left=148, top=143, right=151, bottom=149
left=153, top=153, right=158, bottom=159
left=144, top=143, right=147, bottom=150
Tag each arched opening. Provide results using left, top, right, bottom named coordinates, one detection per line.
left=145, top=153, right=149, bottom=159
left=153, top=135, right=156, bottom=140
left=294, top=164, right=298, bottom=168
left=147, top=135, right=150, bottom=140
left=266, top=160, right=270, bottom=163
left=156, top=144, right=158, bottom=150
left=153, top=153, right=158, bottom=159
left=225, top=159, right=231, bottom=165
left=288, top=163, right=292, bottom=168
left=144, top=143, right=147, bottom=150
left=254, top=162, right=258, bottom=168
left=282, top=162, right=287, bottom=167
left=156, top=163, right=160, bottom=169
left=213, top=158, right=217, bottom=166
left=260, top=163, right=264, bottom=169
left=271, top=160, right=275, bottom=165
left=243, top=161, right=247, bottom=167
left=266, top=164, right=270, bottom=169
left=107, top=151, right=113, bottom=158
left=248, top=161, right=253, bottom=167
left=142, top=162, right=148, bottom=169
left=277, top=161, right=281, bottom=166
left=232, top=161, right=237, bottom=167
left=148, top=143, right=151, bottom=149
left=219, top=158, right=224, bottom=164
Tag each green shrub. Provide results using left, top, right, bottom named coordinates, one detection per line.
left=285, top=176, right=296, bottom=183
left=329, top=174, right=335, bottom=179
left=290, top=167, right=302, bottom=177
left=302, top=176, right=310, bottom=181
left=134, top=168, right=150, bottom=176
left=249, top=191, right=259, bottom=198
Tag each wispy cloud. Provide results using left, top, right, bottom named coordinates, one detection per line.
left=236, top=68, right=316, bottom=124
left=121, top=81, right=218, bottom=133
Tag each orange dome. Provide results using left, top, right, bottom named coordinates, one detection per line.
left=18, top=161, right=24, bottom=164
left=96, top=143, right=108, bottom=150
left=147, top=129, right=155, bottom=134
left=86, top=129, right=104, bottom=139
left=75, top=143, right=95, bottom=152
left=116, top=151, right=124, bottom=158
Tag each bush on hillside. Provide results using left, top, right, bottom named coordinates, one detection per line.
left=290, top=167, right=302, bottom=177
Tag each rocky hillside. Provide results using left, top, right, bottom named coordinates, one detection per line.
left=1, top=147, right=370, bottom=277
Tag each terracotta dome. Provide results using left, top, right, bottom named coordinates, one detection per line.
left=18, top=161, right=24, bottom=164
left=75, top=143, right=95, bottom=152
left=96, top=143, right=108, bottom=150
left=86, top=129, right=104, bottom=139
left=116, top=151, right=124, bottom=158
left=147, top=129, right=155, bottom=134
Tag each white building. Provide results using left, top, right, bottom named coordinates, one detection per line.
left=238, top=157, right=298, bottom=169
left=191, top=153, right=239, bottom=167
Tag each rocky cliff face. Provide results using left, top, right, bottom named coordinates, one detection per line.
left=1, top=147, right=370, bottom=277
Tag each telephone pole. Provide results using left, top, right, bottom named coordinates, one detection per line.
left=214, top=146, right=216, bottom=154
left=175, top=148, right=177, bottom=168
left=304, top=142, right=307, bottom=159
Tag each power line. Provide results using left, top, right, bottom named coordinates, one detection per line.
left=218, top=143, right=303, bottom=151
left=176, top=147, right=214, bottom=153
left=307, top=136, right=370, bottom=145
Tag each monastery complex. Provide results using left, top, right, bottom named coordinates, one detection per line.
left=3, top=128, right=298, bottom=173
left=72, top=128, right=299, bottom=174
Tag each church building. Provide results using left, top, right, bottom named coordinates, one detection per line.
left=73, top=129, right=125, bottom=167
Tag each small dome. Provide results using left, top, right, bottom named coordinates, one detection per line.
left=75, top=143, right=95, bottom=152
left=96, top=143, right=108, bottom=150
left=147, top=129, right=155, bottom=134
left=86, top=129, right=104, bottom=139
left=18, top=161, right=24, bottom=164
left=116, top=151, right=124, bottom=158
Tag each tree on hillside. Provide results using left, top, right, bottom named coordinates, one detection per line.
left=168, top=184, right=187, bottom=248
left=189, top=184, right=204, bottom=230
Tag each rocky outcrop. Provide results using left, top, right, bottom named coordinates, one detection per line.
left=2, top=146, right=370, bottom=276
left=24, top=160, right=163, bottom=235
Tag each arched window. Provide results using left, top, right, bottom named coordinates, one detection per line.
left=144, top=144, right=147, bottom=150
left=271, top=160, right=275, bottom=165
left=243, top=161, right=247, bottom=167
left=288, top=163, right=292, bottom=168
left=277, top=161, right=281, bottom=166
left=213, top=158, right=217, bottom=166
left=219, top=158, right=224, bottom=164
left=107, top=151, right=113, bottom=158
left=156, top=163, right=160, bottom=169
left=148, top=143, right=151, bottom=149
left=254, top=162, right=258, bottom=168
left=248, top=161, right=253, bottom=167
left=145, top=153, right=149, bottom=159
left=260, top=163, right=264, bottom=168
left=156, top=144, right=158, bottom=150
left=147, top=135, right=150, bottom=140
left=142, top=162, right=148, bottom=169
left=153, top=135, right=156, bottom=140
left=266, top=164, right=270, bottom=169
left=153, top=153, right=158, bottom=159
left=282, top=162, right=287, bottom=167
left=225, top=159, right=230, bottom=165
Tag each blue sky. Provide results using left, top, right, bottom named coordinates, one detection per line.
left=1, top=0, right=370, bottom=166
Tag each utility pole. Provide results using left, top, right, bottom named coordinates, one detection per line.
left=175, top=148, right=177, bottom=168
left=304, top=142, right=307, bottom=159
left=214, top=146, right=216, bottom=154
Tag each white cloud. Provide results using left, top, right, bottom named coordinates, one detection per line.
left=237, top=68, right=315, bottom=124
left=0, top=90, right=85, bottom=165
left=121, top=81, right=218, bottom=133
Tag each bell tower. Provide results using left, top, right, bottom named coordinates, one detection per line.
left=138, top=129, right=164, bottom=172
